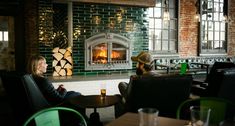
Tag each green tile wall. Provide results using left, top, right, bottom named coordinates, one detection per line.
left=38, top=1, right=149, bottom=75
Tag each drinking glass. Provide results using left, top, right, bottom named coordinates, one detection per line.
left=190, top=106, right=211, bottom=126
left=138, top=108, right=159, bottom=126
left=100, top=83, right=106, bottom=99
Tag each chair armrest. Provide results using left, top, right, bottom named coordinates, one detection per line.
left=200, top=82, right=208, bottom=88
left=192, top=84, right=206, bottom=90
left=190, top=62, right=211, bottom=75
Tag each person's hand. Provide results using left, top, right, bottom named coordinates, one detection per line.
left=57, top=84, right=66, bottom=92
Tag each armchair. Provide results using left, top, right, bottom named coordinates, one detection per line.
left=218, top=67, right=235, bottom=102
left=115, top=74, right=193, bottom=118
left=21, top=74, right=51, bottom=112
left=191, top=62, right=235, bottom=97
left=21, top=74, right=87, bottom=119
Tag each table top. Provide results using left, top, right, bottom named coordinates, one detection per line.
left=105, top=112, right=189, bottom=126
left=68, top=95, right=121, bottom=109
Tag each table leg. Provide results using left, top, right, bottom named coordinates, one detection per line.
left=88, top=108, right=103, bottom=126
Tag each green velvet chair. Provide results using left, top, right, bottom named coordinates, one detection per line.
left=23, top=107, right=87, bottom=126
left=176, top=97, right=235, bottom=125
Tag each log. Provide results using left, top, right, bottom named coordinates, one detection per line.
left=54, top=66, right=61, bottom=73
left=66, top=46, right=72, bottom=53
left=66, top=68, right=72, bottom=76
left=59, top=69, right=66, bottom=76
left=52, top=47, right=59, bottom=53
left=60, top=59, right=66, bottom=68
left=64, top=63, right=72, bottom=69
left=53, top=71, right=60, bottom=76
left=52, top=60, right=58, bottom=67
left=65, top=56, right=73, bottom=64
left=59, top=48, right=66, bottom=54
left=64, top=51, right=71, bottom=58
left=53, top=53, right=63, bottom=61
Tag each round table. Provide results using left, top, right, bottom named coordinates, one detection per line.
left=69, top=95, right=121, bottom=126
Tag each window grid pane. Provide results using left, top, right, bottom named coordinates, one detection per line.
left=3, top=31, right=8, bottom=41
left=0, top=31, right=3, bottom=41
left=148, top=0, right=177, bottom=52
left=200, top=0, right=227, bottom=53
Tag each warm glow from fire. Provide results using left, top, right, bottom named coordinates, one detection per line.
left=93, top=49, right=123, bottom=64
left=99, top=50, right=107, bottom=58
left=99, top=50, right=107, bottom=63
left=111, top=51, right=120, bottom=59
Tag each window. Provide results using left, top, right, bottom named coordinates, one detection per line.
left=200, top=0, right=227, bottom=54
left=148, top=0, right=178, bottom=54
left=0, top=31, right=8, bottom=41
left=0, top=17, right=9, bottom=52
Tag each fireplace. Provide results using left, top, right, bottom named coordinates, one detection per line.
left=85, top=33, right=132, bottom=70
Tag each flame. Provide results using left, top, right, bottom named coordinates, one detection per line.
left=111, top=51, right=120, bottom=59
left=99, top=50, right=107, bottom=58
left=93, top=49, right=122, bottom=64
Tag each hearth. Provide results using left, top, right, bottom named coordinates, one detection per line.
left=85, top=33, right=132, bottom=70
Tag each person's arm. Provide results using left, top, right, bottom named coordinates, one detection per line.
left=57, top=84, right=67, bottom=95
left=35, top=76, right=67, bottom=104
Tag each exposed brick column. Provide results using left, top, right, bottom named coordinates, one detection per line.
left=24, top=0, right=39, bottom=63
left=228, top=0, right=235, bottom=56
left=179, top=0, right=198, bottom=57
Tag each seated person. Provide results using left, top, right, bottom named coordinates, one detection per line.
left=118, top=51, right=157, bottom=101
left=27, top=55, right=82, bottom=105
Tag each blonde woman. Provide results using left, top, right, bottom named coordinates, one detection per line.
left=27, top=55, right=81, bottom=105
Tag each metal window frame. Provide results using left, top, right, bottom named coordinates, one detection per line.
left=199, top=0, right=227, bottom=55
left=148, top=0, right=179, bottom=54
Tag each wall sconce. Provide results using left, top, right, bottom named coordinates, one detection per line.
left=108, top=17, right=116, bottom=29
left=116, top=8, right=125, bottom=23
left=125, top=19, right=134, bottom=31
left=92, top=15, right=101, bottom=25
left=195, top=0, right=200, bottom=22
left=163, top=0, right=170, bottom=21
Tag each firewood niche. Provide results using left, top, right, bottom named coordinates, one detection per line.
left=52, top=47, right=73, bottom=76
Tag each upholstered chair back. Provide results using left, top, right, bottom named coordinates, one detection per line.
left=125, top=74, right=193, bottom=118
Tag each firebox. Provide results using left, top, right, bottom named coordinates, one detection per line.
left=85, top=33, right=132, bottom=70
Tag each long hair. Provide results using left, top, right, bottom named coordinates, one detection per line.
left=27, top=55, right=45, bottom=76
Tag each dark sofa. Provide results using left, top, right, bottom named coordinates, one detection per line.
left=115, top=74, right=193, bottom=118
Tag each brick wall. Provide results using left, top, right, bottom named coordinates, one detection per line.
left=228, top=0, right=235, bottom=56
left=24, top=0, right=39, bottom=68
left=179, top=0, right=198, bottom=57
left=179, top=0, right=235, bottom=57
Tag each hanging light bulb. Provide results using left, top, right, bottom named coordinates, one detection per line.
left=223, top=15, right=228, bottom=22
left=195, top=0, right=200, bottom=22
left=163, top=0, right=170, bottom=21
left=163, top=11, right=170, bottom=21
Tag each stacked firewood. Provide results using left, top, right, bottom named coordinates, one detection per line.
left=52, top=47, right=73, bottom=76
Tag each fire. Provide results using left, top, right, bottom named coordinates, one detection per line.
left=93, top=49, right=107, bottom=64
left=111, top=51, right=120, bottom=59
left=99, top=50, right=107, bottom=63
left=99, top=50, right=107, bottom=58
left=93, top=49, right=122, bottom=64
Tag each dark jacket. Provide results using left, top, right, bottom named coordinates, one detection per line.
left=32, top=75, right=67, bottom=105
